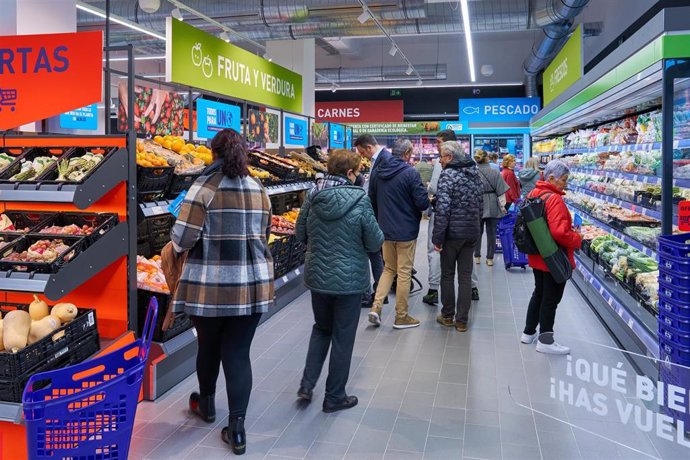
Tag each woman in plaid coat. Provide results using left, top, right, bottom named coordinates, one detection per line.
left=170, top=129, right=273, bottom=455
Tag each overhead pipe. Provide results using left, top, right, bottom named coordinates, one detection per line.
left=316, top=64, right=446, bottom=84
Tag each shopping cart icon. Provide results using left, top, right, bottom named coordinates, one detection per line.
left=0, top=88, right=17, bottom=112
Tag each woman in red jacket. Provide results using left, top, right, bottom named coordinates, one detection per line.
left=500, top=154, right=521, bottom=211
left=520, top=159, right=582, bottom=355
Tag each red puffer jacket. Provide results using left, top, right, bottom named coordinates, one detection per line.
left=526, top=181, right=582, bottom=271
left=501, top=168, right=521, bottom=204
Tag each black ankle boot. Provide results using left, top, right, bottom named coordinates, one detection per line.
left=189, top=392, right=216, bottom=423
left=222, top=417, right=246, bottom=455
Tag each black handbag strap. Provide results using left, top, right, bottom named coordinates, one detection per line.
left=477, top=168, right=498, bottom=195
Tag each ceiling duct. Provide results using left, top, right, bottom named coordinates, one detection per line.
left=316, top=64, right=446, bottom=84
left=523, top=0, right=590, bottom=98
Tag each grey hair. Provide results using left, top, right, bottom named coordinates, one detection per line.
left=392, top=137, right=413, bottom=157
left=440, top=141, right=464, bottom=160
left=543, top=159, right=570, bottom=181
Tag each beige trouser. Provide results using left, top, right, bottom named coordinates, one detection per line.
left=373, top=240, right=417, bottom=319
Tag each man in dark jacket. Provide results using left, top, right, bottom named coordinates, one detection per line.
left=433, top=141, right=483, bottom=332
left=368, top=138, right=430, bottom=329
left=355, top=134, right=392, bottom=308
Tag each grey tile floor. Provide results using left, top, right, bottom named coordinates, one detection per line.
left=130, top=222, right=690, bottom=459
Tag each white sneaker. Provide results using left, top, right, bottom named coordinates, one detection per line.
left=536, top=341, right=570, bottom=355
left=520, top=332, right=537, bottom=344
left=368, top=310, right=381, bottom=327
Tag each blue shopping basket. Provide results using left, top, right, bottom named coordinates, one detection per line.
left=498, top=212, right=528, bottom=270
left=22, top=297, right=158, bottom=460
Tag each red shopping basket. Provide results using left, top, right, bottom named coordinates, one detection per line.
left=22, top=297, right=158, bottom=460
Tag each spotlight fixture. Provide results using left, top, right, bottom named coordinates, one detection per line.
left=331, top=84, right=337, bottom=93
left=416, top=80, right=423, bottom=87
left=358, top=9, right=370, bottom=24
left=171, top=7, right=183, bottom=21
left=262, top=52, right=272, bottom=62
left=405, top=65, right=414, bottom=76
left=389, top=45, right=398, bottom=57
left=138, top=0, right=160, bottom=13
left=219, top=31, right=230, bottom=42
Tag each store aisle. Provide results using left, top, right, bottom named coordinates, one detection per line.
left=129, top=222, right=687, bottom=460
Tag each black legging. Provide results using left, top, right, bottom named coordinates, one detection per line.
left=191, top=313, right=262, bottom=417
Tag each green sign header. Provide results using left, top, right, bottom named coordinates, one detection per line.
left=166, top=19, right=303, bottom=113
left=543, top=24, right=583, bottom=106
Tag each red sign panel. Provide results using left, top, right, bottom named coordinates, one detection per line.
left=679, top=200, right=690, bottom=232
left=0, top=31, right=103, bottom=130
left=316, top=100, right=403, bottom=123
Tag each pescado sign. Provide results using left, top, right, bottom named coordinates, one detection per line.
left=0, top=31, right=102, bottom=130
left=458, top=98, right=541, bottom=124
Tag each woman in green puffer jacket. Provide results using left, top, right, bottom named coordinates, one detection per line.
left=295, top=149, right=384, bottom=414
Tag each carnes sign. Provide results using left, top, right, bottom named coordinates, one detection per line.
left=0, top=31, right=103, bottom=130
left=316, top=100, right=403, bottom=123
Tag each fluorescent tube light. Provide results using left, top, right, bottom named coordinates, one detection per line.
left=103, top=55, right=165, bottom=62
left=171, top=8, right=184, bottom=21
left=389, top=45, right=398, bottom=57
left=315, top=82, right=523, bottom=91
left=76, top=2, right=165, bottom=41
left=460, top=0, right=476, bottom=82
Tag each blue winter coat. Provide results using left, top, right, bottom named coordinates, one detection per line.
left=370, top=155, right=430, bottom=241
left=296, top=176, right=384, bottom=295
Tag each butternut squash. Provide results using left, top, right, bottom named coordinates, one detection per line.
left=0, top=318, right=4, bottom=352
left=28, top=315, right=60, bottom=345
left=51, top=303, right=78, bottom=324
left=29, top=295, right=49, bottom=321
left=3, top=310, right=31, bottom=353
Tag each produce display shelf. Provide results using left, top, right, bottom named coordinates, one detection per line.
left=568, top=185, right=667, bottom=222
left=569, top=167, right=690, bottom=189
left=0, top=148, right=128, bottom=209
left=0, top=401, right=21, bottom=423
left=536, top=139, right=690, bottom=156
left=574, top=252, right=659, bottom=359
left=275, top=266, right=303, bottom=290
left=266, top=181, right=313, bottom=196
left=139, top=200, right=173, bottom=218
left=565, top=203, right=658, bottom=258
left=0, top=222, right=128, bottom=300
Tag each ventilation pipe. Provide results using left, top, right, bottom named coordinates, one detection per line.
left=523, top=0, right=590, bottom=98
left=316, top=64, right=446, bottom=85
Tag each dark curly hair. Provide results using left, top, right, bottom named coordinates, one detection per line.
left=211, top=129, right=249, bottom=179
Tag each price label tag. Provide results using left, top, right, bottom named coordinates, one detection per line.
left=192, top=328, right=197, bottom=337
left=282, top=275, right=289, bottom=284
left=679, top=200, right=690, bottom=232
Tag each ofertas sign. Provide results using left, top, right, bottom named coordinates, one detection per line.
left=166, top=19, right=302, bottom=113
left=458, top=98, right=541, bottom=124
left=543, top=24, right=583, bottom=106
left=316, top=100, right=404, bottom=123
left=59, top=104, right=98, bottom=130
left=330, top=124, right=345, bottom=149
left=0, top=30, right=102, bottom=130
left=284, top=116, right=308, bottom=147
left=196, top=99, right=241, bottom=139
left=679, top=200, right=690, bottom=232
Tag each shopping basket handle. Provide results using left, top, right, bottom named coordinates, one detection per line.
left=141, top=296, right=158, bottom=359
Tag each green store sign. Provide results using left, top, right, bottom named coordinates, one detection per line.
left=543, top=24, right=583, bottom=106
left=350, top=122, right=443, bottom=135
left=166, top=19, right=303, bottom=113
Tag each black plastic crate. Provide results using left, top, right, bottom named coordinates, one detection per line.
left=144, top=215, right=174, bottom=256
left=138, top=241, right=152, bottom=258
left=0, top=211, right=53, bottom=233
left=166, top=172, right=202, bottom=198
left=36, top=147, right=115, bottom=183
left=271, top=235, right=294, bottom=278
left=137, top=219, right=149, bottom=242
left=0, top=147, right=70, bottom=182
left=0, top=304, right=98, bottom=379
left=271, top=195, right=302, bottom=216
left=290, top=239, right=307, bottom=270
left=33, top=212, right=118, bottom=246
left=0, top=235, right=85, bottom=273
left=137, top=164, right=174, bottom=202
left=0, top=147, right=29, bottom=176
left=137, top=290, right=192, bottom=343
left=0, top=330, right=100, bottom=403
left=0, top=234, right=21, bottom=252
left=248, top=151, right=300, bottom=180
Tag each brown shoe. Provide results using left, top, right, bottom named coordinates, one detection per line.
left=393, top=315, right=420, bottom=329
left=436, top=314, right=454, bottom=327
left=455, top=322, right=468, bottom=332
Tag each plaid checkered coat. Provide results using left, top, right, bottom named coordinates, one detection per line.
left=170, top=172, right=274, bottom=317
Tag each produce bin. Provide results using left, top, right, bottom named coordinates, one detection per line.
left=0, top=211, right=53, bottom=233
left=35, top=147, right=115, bottom=183
left=137, top=290, right=192, bottom=343
left=0, top=235, right=85, bottom=274
left=33, top=212, right=118, bottom=246
left=137, top=164, right=174, bottom=201
left=166, top=172, right=202, bottom=198
left=0, top=147, right=69, bottom=182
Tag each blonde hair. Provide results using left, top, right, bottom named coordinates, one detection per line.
left=328, top=149, right=361, bottom=176
left=524, top=157, right=539, bottom=170
left=474, top=149, right=489, bottom=164
left=502, top=154, right=516, bottom=169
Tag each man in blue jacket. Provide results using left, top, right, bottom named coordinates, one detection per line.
left=355, top=134, right=392, bottom=308
left=368, top=138, right=430, bottom=329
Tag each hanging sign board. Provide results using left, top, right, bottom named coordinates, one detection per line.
left=543, top=24, right=583, bottom=106
left=316, top=100, right=404, bottom=123
left=284, top=115, right=308, bottom=147
left=0, top=30, right=102, bottom=130
left=196, top=98, right=241, bottom=139
left=679, top=200, right=690, bottom=232
left=59, top=103, right=98, bottom=130
left=166, top=19, right=302, bottom=113
left=330, top=123, right=345, bottom=149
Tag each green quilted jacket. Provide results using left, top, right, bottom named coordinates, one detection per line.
left=296, top=178, right=384, bottom=295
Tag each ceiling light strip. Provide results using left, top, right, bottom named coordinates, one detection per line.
left=76, top=2, right=165, bottom=41
left=460, top=0, right=476, bottom=83
left=315, top=82, right=523, bottom=91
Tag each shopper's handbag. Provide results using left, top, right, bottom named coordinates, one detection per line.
left=518, top=193, right=573, bottom=283
left=160, top=242, right=188, bottom=330
left=477, top=168, right=506, bottom=217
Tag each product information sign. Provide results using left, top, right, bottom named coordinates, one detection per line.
left=0, top=30, right=103, bottom=130
left=59, top=104, right=98, bottom=130
left=346, top=127, right=353, bottom=149
left=166, top=19, right=303, bottom=113
left=330, top=123, right=345, bottom=149
left=196, top=98, right=241, bottom=139
left=350, top=122, right=441, bottom=135
left=679, top=200, right=690, bottom=231
left=458, top=98, right=541, bottom=124
left=543, top=24, right=583, bottom=106
left=284, top=116, right=308, bottom=147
